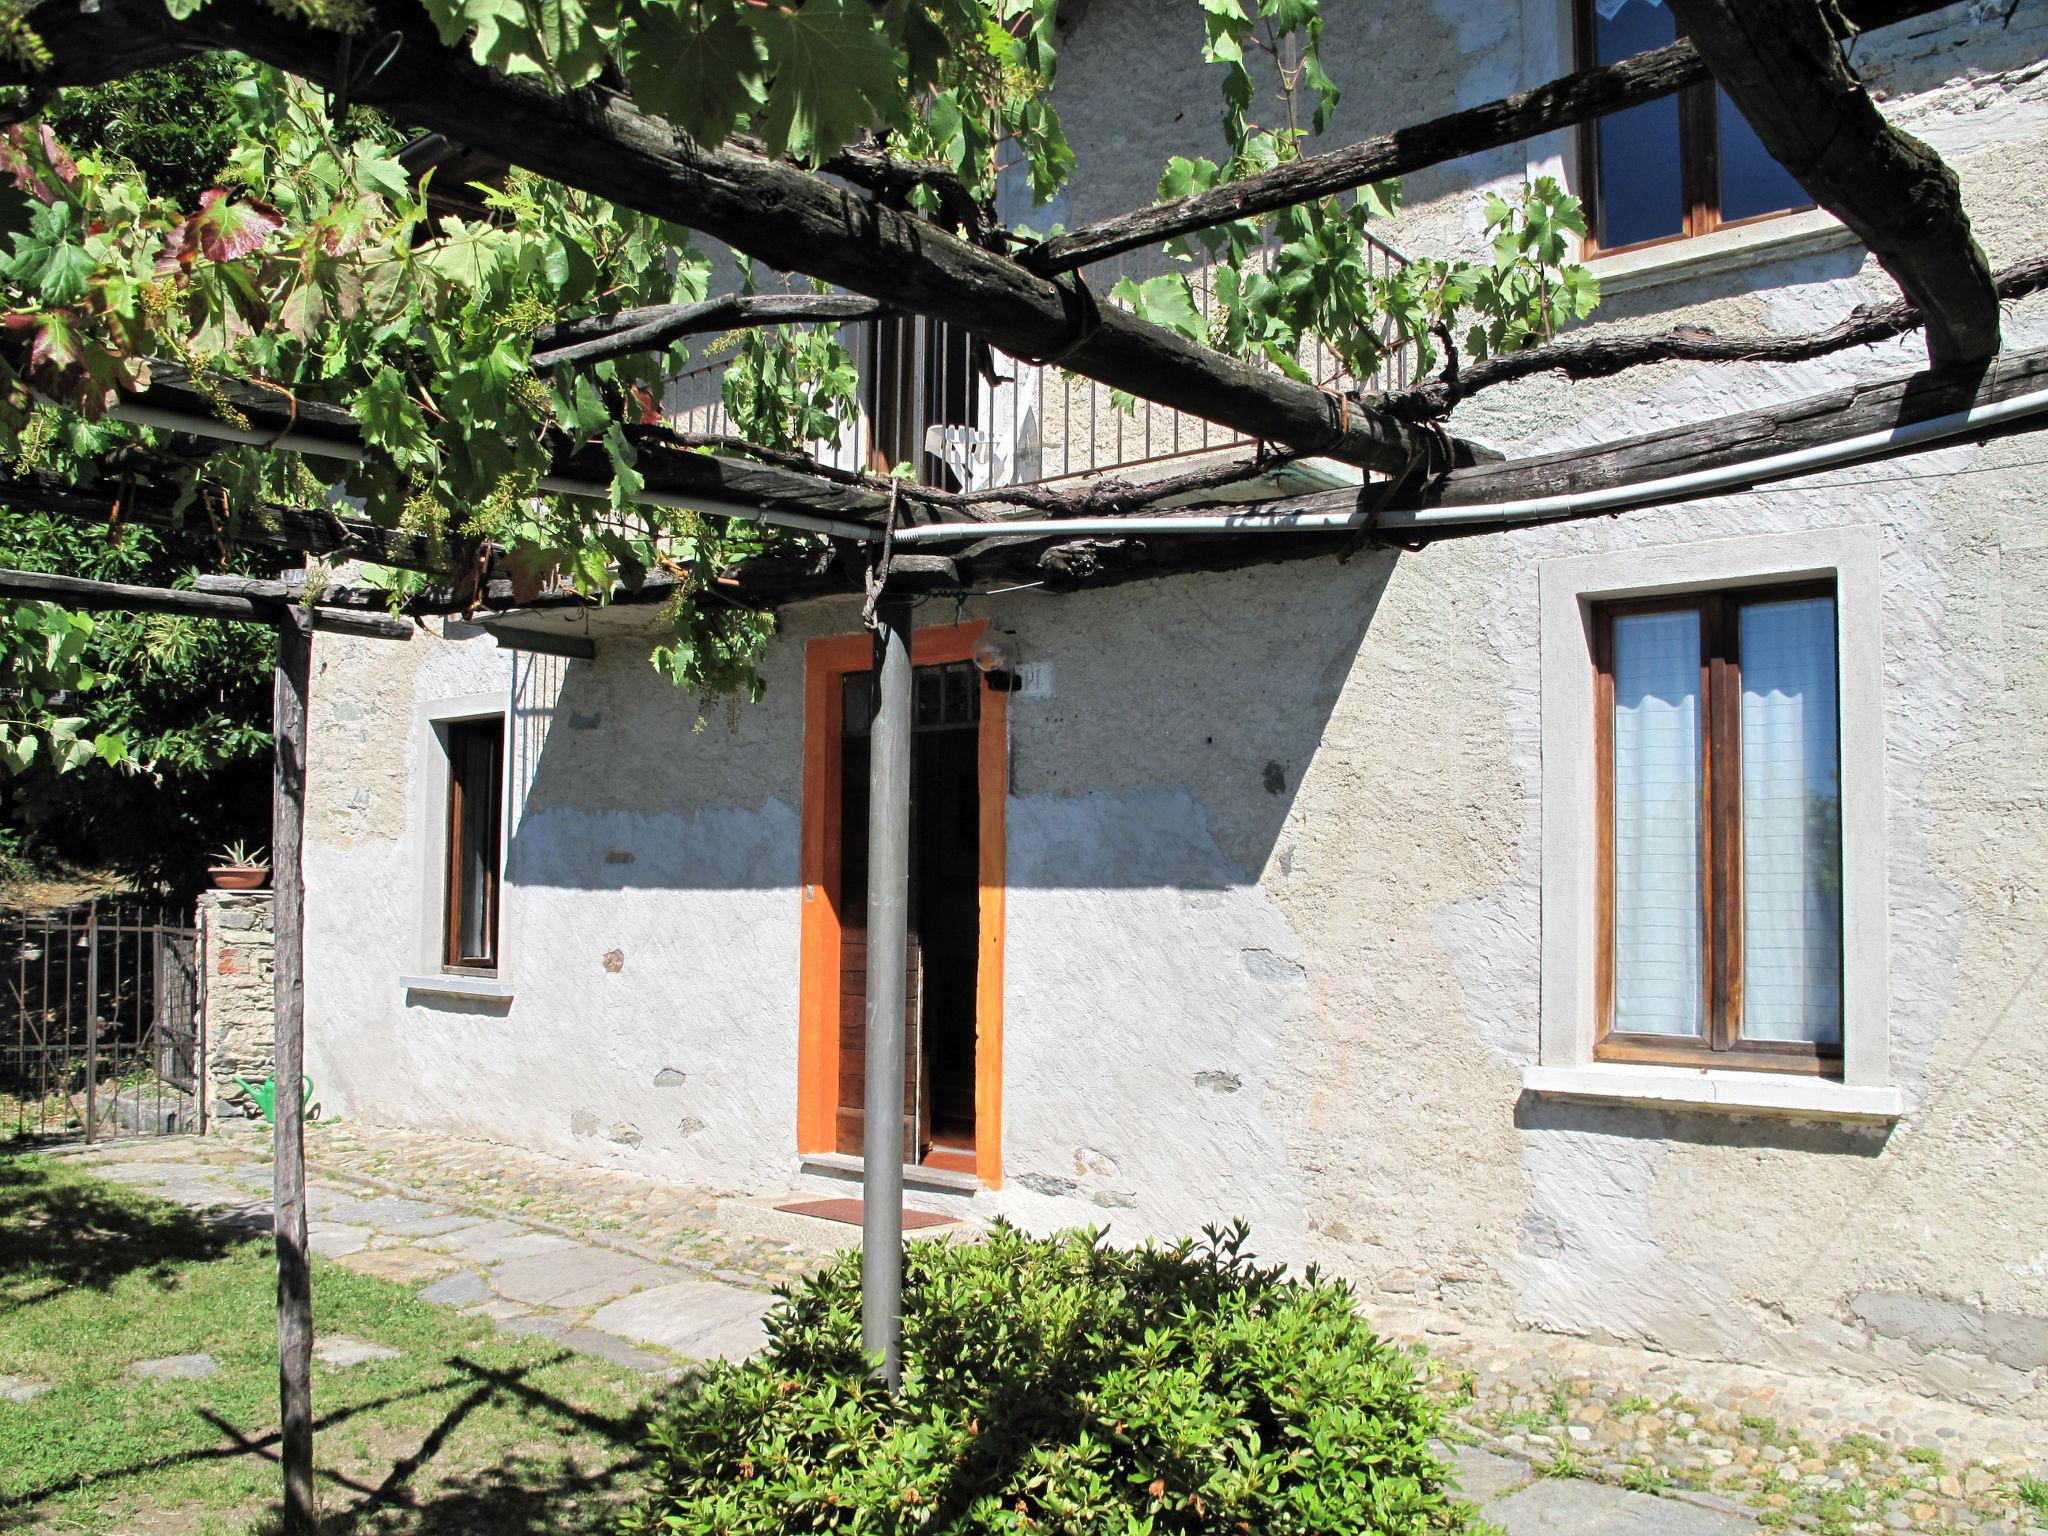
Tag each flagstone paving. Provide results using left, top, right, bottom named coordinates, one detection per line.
left=67, top=1135, right=780, bottom=1381
left=53, top=1127, right=2048, bottom=1536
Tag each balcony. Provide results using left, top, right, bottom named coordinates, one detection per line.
left=667, top=235, right=1414, bottom=495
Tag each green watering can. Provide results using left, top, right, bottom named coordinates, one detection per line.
left=232, top=1074, right=314, bottom=1124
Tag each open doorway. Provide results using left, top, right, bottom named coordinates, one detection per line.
left=838, top=660, right=981, bottom=1171
left=798, top=622, right=1007, bottom=1187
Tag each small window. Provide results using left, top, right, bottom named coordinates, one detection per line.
left=1575, top=0, right=1809, bottom=253
left=443, top=717, right=503, bottom=971
left=1594, top=584, right=1842, bottom=1073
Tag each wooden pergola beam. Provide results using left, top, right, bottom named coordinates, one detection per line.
left=1664, top=0, right=1998, bottom=368
left=114, top=366, right=898, bottom=537
left=5, top=0, right=1454, bottom=479
left=529, top=292, right=890, bottom=371
left=1023, top=0, right=1950, bottom=277
left=0, top=467, right=454, bottom=574
left=1301, top=343, right=2048, bottom=519
left=0, top=566, right=414, bottom=638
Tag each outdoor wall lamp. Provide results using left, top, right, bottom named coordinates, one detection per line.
left=972, top=631, right=1023, bottom=691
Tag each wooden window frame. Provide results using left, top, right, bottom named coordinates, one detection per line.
left=796, top=619, right=1008, bottom=1187
left=1592, top=581, right=1843, bottom=1076
left=441, top=715, right=503, bottom=973
left=1572, top=0, right=1813, bottom=258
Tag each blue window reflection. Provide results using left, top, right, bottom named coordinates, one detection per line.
left=1716, top=86, right=1809, bottom=224
left=1586, top=1, right=1807, bottom=249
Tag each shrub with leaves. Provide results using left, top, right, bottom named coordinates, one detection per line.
left=625, top=1220, right=1468, bottom=1535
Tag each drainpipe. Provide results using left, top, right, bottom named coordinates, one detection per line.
left=861, top=594, right=914, bottom=1390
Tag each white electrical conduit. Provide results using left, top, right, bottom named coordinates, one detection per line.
left=889, top=384, right=2048, bottom=545
left=106, top=399, right=884, bottom=544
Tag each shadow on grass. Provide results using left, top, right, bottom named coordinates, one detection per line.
left=240, top=1354, right=669, bottom=1536
left=8, top=1352, right=671, bottom=1536
left=0, top=1151, right=261, bottom=1300
left=8, top=1359, right=671, bottom=1531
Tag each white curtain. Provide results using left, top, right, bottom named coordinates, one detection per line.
left=1611, top=610, right=1704, bottom=1037
left=1739, top=598, right=1843, bottom=1044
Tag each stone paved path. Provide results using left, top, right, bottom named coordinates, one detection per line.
left=65, top=1137, right=776, bottom=1374
left=53, top=1127, right=2048, bottom=1536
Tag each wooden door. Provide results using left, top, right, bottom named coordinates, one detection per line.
left=835, top=929, right=927, bottom=1161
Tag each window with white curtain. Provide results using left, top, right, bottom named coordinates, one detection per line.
left=1595, top=584, right=1843, bottom=1075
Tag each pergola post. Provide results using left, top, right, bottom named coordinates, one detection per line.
left=269, top=605, right=316, bottom=1533
left=861, top=594, right=913, bottom=1390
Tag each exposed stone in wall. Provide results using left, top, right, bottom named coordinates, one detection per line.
left=197, top=890, right=276, bottom=1130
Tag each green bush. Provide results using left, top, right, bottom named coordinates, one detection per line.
left=625, top=1220, right=1468, bottom=1535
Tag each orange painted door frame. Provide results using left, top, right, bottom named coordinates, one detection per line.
left=798, top=619, right=1007, bottom=1187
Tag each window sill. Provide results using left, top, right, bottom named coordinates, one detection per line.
left=400, top=973, right=514, bottom=1003
left=1521, top=1063, right=1904, bottom=1122
left=1590, top=209, right=1861, bottom=298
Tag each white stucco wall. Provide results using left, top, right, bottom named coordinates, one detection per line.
left=302, top=0, right=2048, bottom=1413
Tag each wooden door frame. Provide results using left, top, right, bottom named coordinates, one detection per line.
left=798, top=618, right=1007, bottom=1187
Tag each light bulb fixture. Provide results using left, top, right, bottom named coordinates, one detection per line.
left=972, top=631, right=1022, bottom=691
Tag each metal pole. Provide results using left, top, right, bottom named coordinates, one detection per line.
left=83, top=901, right=98, bottom=1144
left=861, top=594, right=913, bottom=1390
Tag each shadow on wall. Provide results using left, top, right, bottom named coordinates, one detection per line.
left=1513, top=1091, right=1894, bottom=1158
left=1591, top=240, right=1870, bottom=332
left=504, top=552, right=1399, bottom=893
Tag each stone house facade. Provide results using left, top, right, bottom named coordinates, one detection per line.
left=297, top=1, right=2048, bottom=1416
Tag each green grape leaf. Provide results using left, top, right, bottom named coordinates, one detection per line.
left=620, top=3, right=764, bottom=149
left=747, top=0, right=905, bottom=165
left=1110, top=273, right=1203, bottom=341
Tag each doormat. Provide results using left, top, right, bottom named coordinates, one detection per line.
left=776, top=1197, right=957, bottom=1230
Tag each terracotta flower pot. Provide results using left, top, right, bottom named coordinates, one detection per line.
left=209, top=865, right=270, bottom=891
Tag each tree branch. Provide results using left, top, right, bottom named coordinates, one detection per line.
left=1022, top=0, right=1949, bottom=277
left=530, top=292, right=890, bottom=370
left=1665, top=0, right=1998, bottom=367
left=1381, top=253, right=2048, bottom=419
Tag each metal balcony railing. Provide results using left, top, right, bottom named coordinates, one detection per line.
left=666, top=233, right=1413, bottom=494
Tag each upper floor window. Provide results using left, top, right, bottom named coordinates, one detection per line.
left=1576, top=0, right=1810, bottom=253
left=442, top=715, right=503, bottom=972
left=1594, top=584, right=1843, bottom=1075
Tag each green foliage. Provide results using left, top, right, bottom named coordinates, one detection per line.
left=0, top=65, right=836, bottom=710
left=627, top=1220, right=1469, bottom=1535
left=1128, top=0, right=1599, bottom=388
left=1620, top=1463, right=1669, bottom=1494
left=2017, top=1472, right=2048, bottom=1516
left=0, top=595, right=123, bottom=775
left=41, top=57, right=247, bottom=207
left=0, top=505, right=279, bottom=891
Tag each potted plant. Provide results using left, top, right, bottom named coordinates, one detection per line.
left=208, top=840, right=270, bottom=891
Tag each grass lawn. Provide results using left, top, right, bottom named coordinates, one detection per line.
left=0, top=1152, right=661, bottom=1535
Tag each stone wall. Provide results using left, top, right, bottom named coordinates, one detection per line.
left=196, top=889, right=276, bottom=1131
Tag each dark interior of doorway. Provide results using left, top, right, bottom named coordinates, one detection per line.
left=838, top=660, right=981, bottom=1172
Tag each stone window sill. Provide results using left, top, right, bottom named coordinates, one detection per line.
left=1590, top=209, right=1861, bottom=298
left=400, top=973, right=514, bottom=1003
left=1521, top=1063, right=1904, bottom=1122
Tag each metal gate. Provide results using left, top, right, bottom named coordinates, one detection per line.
left=3, top=901, right=201, bottom=1143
